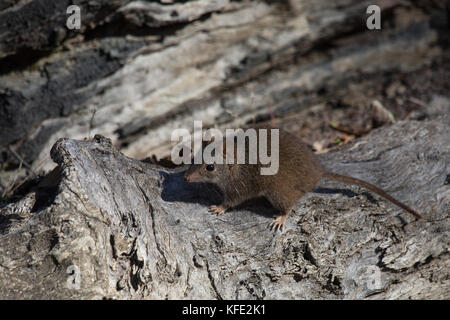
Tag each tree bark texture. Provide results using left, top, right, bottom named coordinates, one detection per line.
left=0, top=115, right=448, bottom=299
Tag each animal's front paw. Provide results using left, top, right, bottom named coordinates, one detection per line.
left=209, top=205, right=228, bottom=216
left=269, top=215, right=287, bottom=232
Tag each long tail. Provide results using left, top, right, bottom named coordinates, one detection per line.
left=322, top=171, right=422, bottom=219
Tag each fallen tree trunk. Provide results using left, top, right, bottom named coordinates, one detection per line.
left=0, top=0, right=448, bottom=180
left=0, top=115, right=448, bottom=299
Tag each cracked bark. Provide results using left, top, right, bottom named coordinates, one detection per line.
left=1, top=0, right=448, bottom=176
left=0, top=0, right=449, bottom=300
left=0, top=115, right=448, bottom=299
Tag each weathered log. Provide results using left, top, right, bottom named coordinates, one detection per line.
left=0, top=0, right=448, bottom=179
left=0, top=115, right=448, bottom=299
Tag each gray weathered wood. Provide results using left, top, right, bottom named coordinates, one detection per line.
left=0, top=115, right=448, bottom=299
left=1, top=0, right=447, bottom=179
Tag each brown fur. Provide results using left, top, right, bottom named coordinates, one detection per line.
left=184, top=127, right=421, bottom=231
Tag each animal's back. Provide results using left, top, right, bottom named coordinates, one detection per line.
left=256, top=128, right=323, bottom=193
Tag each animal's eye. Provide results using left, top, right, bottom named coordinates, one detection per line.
left=206, top=164, right=215, bottom=171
